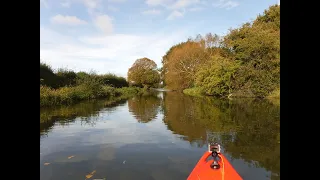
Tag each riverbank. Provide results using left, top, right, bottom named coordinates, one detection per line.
left=40, top=61, right=149, bottom=108
left=183, top=87, right=280, bottom=99
left=40, top=85, right=145, bottom=107
left=182, top=87, right=205, bottom=97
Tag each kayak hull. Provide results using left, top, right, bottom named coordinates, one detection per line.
left=187, top=152, right=242, bottom=180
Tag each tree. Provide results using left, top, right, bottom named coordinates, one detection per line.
left=223, top=5, right=280, bottom=97
left=162, top=33, right=222, bottom=91
left=162, top=41, right=207, bottom=90
left=195, top=55, right=241, bottom=97
left=127, top=57, right=160, bottom=89
left=56, top=68, right=77, bottom=87
left=40, top=62, right=59, bottom=88
left=160, top=5, right=279, bottom=98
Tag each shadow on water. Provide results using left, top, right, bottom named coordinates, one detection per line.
left=162, top=92, right=280, bottom=180
left=40, top=91, right=279, bottom=180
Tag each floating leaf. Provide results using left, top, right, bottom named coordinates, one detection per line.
left=44, top=163, right=50, bottom=165
left=86, top=174, right=93, bottom=179
left=67, top=155, right=75, bottom=159
left=85, top=170, right=96, bottom=179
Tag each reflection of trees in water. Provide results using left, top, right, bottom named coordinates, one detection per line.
left=161, top=92, right=280, bottom=179
left=40, top=99, right=127, bottom=138
left=220, top=99, right=280, bottom=180
left=162, top=92, right=207, bottom=146
left=128, top=92, right=161, bottom=123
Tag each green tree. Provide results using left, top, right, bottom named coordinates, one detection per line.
left=40, top=62, right=59, bottom=88
left=56, top=68, right=77, bottom=87
left=195, top=55, right=241, bottom=97
left=222, top=5, right=280, bottom=97
left=162, top=34, right=221, bottom=91
left=160, top=5, right=279, bottom=98
left=127, top=57, right=160, bottom=89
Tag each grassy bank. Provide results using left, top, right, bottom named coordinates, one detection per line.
left=40, top=85, right=144, bottom=107
left=183, top=87, right=280, bottom=99
left=40, top=62, right=146, bottom=107
left=183, top=87, right=205, bottom=97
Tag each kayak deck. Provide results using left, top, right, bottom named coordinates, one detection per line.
left=187, top=151, right=242, bottom=180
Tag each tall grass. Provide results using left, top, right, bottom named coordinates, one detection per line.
left=40, top=62, right=129, bottom=89
left=40, top=85, right=143, bottom=107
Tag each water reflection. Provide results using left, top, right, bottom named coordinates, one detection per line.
left=40, top=98, right=127, bottom=139
left=128, top=92, right=161, bottom=123
left=41, top=143, right=198, bottom=180
left=161, top=92, right=280, bottom=180
left=40, top=91, right=280, bottom=180
left=162, top=92, right=207, bottom=146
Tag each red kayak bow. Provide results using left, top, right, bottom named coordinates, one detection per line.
left=187, top=143, right=242, bottom=180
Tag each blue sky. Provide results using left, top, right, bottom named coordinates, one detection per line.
left=40, top=0, right=279, bottom=77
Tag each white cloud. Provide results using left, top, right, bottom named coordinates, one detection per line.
left=40, top=1, right=200, bottom=77
left=40, top=27, right=188, bottom=77
left=145, top=0, right=203, bottom=20
left=169, top=0, right=200, bottom=9
left=83, top=0, right=101, bottom=10
left=79, top=0, right=115, bottom=33
left=61, top=1, right=71, bottom=7
left=212, top=0, right=239, bottom=10
left=167, top=10, right=184, bottom=20
left=93, top=14, right=113, bottom=34
left=142, top=9, right=162, bottom=15
left=51, top=14, right=88, bottom=25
